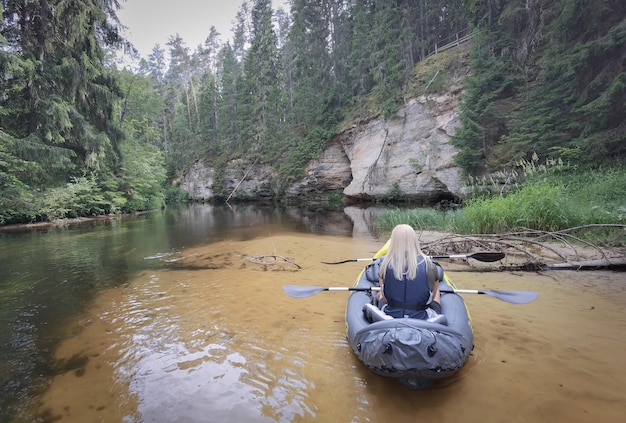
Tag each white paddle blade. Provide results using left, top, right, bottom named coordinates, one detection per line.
left=282, top=285, right=327, bottom=298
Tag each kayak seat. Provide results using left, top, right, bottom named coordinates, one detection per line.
left=426, top=313, right=448, bottom=325
left=364, top=303, right=449, bottom=325
left=363, top=303, right=393, bottom=322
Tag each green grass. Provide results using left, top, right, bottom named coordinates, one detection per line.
left=455, top=181, right=582, bottom=233
left=378, top=207, right=453, bottom=231
left=377, top=167, right=626, bottom=240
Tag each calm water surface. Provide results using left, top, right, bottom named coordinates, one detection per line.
left=1, top=204, right=625, bottom=423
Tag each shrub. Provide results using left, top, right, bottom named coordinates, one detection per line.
left=36, top=176, right=107, bottom=220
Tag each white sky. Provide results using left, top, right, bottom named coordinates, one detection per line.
left=117, top=0, right=289, bottom=58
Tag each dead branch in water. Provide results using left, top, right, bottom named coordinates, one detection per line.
left=420, top=224, right=626, bottom=271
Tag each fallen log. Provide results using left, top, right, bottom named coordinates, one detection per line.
left=421, top=226, right=626, bottom=272
left=541, top=257, right=626, bottom=271
left=502, top=257, right=626, bottom=271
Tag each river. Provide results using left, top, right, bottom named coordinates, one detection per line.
left=1, top=204, right=625, bottom=423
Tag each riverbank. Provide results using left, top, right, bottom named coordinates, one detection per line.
left=2, top=206, right=624, bottom=270
left=413, top=228, right=626, bottom=271
left=0, top=211, right=155, bottom=233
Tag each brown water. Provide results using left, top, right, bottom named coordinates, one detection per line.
left=29, top=229, right=626, bottom=423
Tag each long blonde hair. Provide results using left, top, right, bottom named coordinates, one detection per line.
left=379, top=224, right=426, bottom=280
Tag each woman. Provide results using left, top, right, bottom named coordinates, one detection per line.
left=377, top=224, right=441, bottom=319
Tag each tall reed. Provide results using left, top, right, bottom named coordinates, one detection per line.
left=377, top=167, right=626, bottom=237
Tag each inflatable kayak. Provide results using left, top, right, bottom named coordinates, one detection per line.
left=345, top=245, right=474, bottom=389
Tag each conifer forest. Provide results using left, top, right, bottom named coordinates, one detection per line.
left=1, top=0, right=624, bottom=225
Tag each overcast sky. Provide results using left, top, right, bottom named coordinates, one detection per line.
left=117, top=0, right=289, bottom=58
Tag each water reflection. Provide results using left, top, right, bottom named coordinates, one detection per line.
left=2, top=204, right=626, bottom=423
left=1, top=204, right=379, bottom=421
left=34, top=233, right=377, bottom=422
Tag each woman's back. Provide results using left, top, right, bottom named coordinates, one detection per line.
left=382, top=255, right=431, bottom=319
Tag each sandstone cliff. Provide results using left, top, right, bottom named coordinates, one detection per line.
left=180, top=92, right=465, bottom=204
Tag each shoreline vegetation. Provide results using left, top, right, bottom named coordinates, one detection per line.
left=2, top=167, right=624, bottom=269
left=4, top=169, right=625, bottom=237
left=375, top=166, right=626, bottom=270
left=0, top=211, right=155, bottom=233
left=412, top=227, right=626, bottom=271
left=379, top=166, right=625, bottom=238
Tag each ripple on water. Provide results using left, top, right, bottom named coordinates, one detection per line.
left=30, top=236, right=626, bottom=423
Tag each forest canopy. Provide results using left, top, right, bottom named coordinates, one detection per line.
left=1, top=0, right=625, bottom=225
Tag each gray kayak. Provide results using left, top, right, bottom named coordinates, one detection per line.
left=345, top=260, right=474, bottom=389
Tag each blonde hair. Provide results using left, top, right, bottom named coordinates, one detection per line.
left=379, top=224, right=426, bottom=280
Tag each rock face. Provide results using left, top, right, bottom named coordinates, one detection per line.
left=283, top=139, right=352, bottom=197
left=340, top=94, right=463, bottom=202
left=181, top=160, right=277, bottom=201
left=180, top=93, right=465, bottom=203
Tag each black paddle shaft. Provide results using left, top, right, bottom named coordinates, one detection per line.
left=322, top=252, right=505, bottom=265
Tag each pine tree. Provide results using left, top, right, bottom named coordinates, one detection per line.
left=0, top=0, right=124, bottom=187
left=146, top=44, right=170, bottom=155
left=211, top=42, right=242, bottom=162
left=239, top=0, right=281, bottom=159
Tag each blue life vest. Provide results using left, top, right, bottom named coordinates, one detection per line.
left=382, top=256, right=432, bottom=319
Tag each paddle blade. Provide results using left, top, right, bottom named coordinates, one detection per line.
left=320, top=258, right=373, bottom=265
left=283, top=285, right=327, bottom=298
left=469, top=252, right=506, bottom=262
left=484, top=289, right=538, bottom=304
left=429, top=252, right=505, bottom=262
left=320, top=259, right=358, bottom=265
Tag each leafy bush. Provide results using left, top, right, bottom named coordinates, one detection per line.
left=118, top=143, right=167, bottom=212
left=36, top=176, right=107, bottom=220
left=376, top=182, right=407, bottom=203
left=164, top=187, right=189, bottom=204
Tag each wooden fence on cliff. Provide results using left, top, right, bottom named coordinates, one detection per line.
left=425, top=27, right=475, bottom=59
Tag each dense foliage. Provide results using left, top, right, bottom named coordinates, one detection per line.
left=453, top=0, right=626, bottom=171
left=0, top=0, right=168, bottom=224
left=1, top=0, right=624, bottom=225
